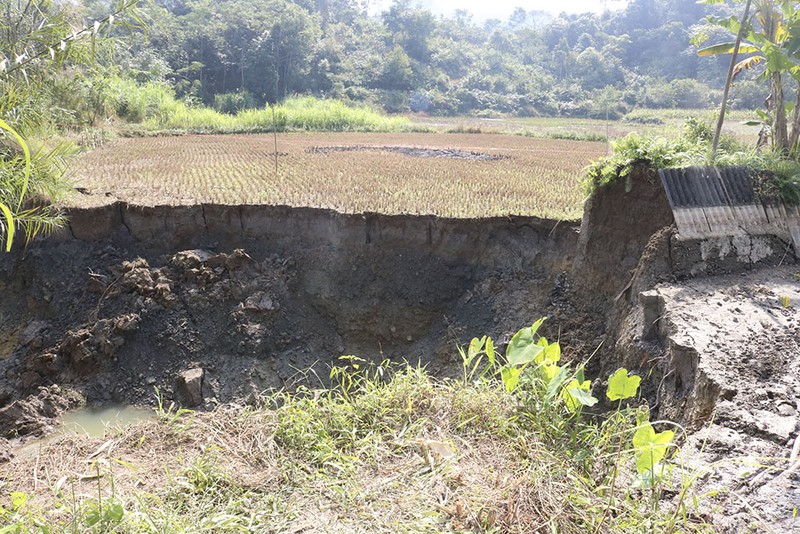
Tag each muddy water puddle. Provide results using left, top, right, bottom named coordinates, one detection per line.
left=15, top=406, right=155, bottom=458
left=58, top=406, right=155, bottom=437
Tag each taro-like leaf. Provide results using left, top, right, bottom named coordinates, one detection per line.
left=562, top=379, right=596, bottom=412
left=541, top=362, right=561, bottom=381
left=506, top=325, right=544, bottom=366
left=501, top=366, right=521, bottom=393
left=606, top=368, right=641, bottom=401
left=633, top=423, right=675, bottom=474
left=544, top=366, right=570, bottom=402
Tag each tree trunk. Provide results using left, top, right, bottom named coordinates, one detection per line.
left=789, top=83, right=800, bottom=155
left=712, top=0, right=752, bottom=158
left=772, top=71, right=789, bottom=152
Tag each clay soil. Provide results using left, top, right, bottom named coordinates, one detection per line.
left=0, top=206, right=594, bottom=441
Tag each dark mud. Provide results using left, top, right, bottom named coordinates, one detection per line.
left=306, top=145, right=509, bottom=161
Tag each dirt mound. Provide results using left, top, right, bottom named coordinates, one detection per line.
left=307, top=145, right=509, bottom=161
left=0, top=385, right=83, bottom=442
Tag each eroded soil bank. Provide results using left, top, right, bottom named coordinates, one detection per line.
left=1, top=174, right=799, bottom=530
left=1, top=204, right=591, bottom=439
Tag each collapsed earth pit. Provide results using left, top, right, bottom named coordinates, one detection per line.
left=2, top=169, right=799, bottom=529
left=0, top=202, right=585, bottom=439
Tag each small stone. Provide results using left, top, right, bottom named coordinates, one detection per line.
left=240, top=292, right=278, bottom=312
left=0, top=438, right=13, bottom=463
left=175, top=368, right=204, bottom=407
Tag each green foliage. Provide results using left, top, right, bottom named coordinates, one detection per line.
left=582, top=116, right=800, bottom=205
left=585, top=130, right=707, bottom=192
left=622, top=110, right=665, bottom=125
left=607, top=368, right=642, bottom=401
left=96, top=0, right=735, bottom=117
left=0, top=118, right=28, bottom=251
left=83, top=498, right=125, bottom=530
left=0, top=119, right=71, bottom=251
left=696, top=1, right=800, bottom=154
left=111, top=89, right=412, bottom=133
left=504, top=317, right=546, bottom=367
left=0, top=322, right=706, bottom=532
left=213, top=90, right=257, bottom=115
left=0, top=1, right=145, bottom=251
left=633, top=423, right=676, bottom=476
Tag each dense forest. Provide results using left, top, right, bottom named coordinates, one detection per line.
left=118, top=0, right=749, bottom=117
left=2, top=0, right=767, bottom=128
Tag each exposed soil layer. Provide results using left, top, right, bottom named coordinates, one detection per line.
left=613, top=265, right=800, bottom=531
left=1, top=204, right=591, bottom=440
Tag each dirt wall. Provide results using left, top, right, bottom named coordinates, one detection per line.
left=0, top=203, right=582, bottom=437
left=62, top=202, right=577, bottom=271
left=573, top=167, right=675, bottom=299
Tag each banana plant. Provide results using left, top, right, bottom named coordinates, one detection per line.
left=698, top=0, right=800, bottom=154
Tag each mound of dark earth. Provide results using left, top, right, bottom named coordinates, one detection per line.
left=307, top=145, right=509, bottom=161
left=0, top=204, right=600, bottom=441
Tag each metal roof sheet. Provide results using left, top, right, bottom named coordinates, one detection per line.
left=658, top=166, right=800, bottom=253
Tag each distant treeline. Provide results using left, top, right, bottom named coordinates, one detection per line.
left=84, top=0, right=765, bottom=117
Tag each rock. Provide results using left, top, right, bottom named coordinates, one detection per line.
left=240, top=292, right=278, bottom=312
left=20, top=321, right=49, bottom=349
left=29, top=352, right=58, bottom=374
left=175, top=368, right=204, bottom=407
left=225, top=249, right=252, bottom=270
left=114, top=314, right=140, bottom=332
left=170, top=250, right=213, bottom=270
left=19, top=370, right=44, bottom=389
left=0, top=438, right=12, bottom=463
left=0, top=386, right=83, bottom=439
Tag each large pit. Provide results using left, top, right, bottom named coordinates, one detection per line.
left=0, top=201, right=598, bottom=432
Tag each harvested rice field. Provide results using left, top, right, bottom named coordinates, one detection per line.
left=70, top=133, right=607, bottom=219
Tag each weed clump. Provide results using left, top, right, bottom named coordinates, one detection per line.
left=585, top=117, right=800, bottom=205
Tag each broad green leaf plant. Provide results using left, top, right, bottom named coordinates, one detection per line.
left=460, top=320, right=679, bottom=501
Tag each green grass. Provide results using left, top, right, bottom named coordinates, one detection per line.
left=1, top=325, right=716, bottom=533
left=142, top=96, right=413, bottom=134
left=106, top=78, right=414, bottom=134
left=105, top=78, right=414, bottom=133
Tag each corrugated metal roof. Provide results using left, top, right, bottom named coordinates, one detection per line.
left=658, top=166, right=800, bottom=253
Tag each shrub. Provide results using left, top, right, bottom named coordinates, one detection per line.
left=213, top=90, right=257, bottom=115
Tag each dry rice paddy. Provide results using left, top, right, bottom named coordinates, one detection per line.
left=70, top=133, right=607, bottom=219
